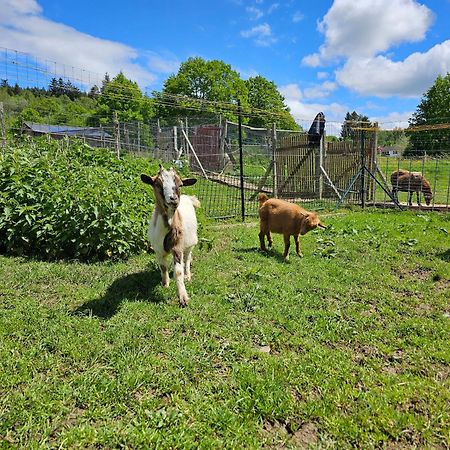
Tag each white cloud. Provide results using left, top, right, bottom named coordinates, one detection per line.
left=0, top=0, right=157, bottom=87
left=370, top=111, right=413, bottom=129
left=267, top=3, right=279, bottom=14
left=279, top=82, right=348, bottom=124
left=303, top=0, right=433, bottom=65
left=336, top=40, right=450, bottom=97
left=301, top=53, right=321, bottom=67
left=292, top=11, right=304, bottom=23
left=303, top=81, right=337, bottom=99
left=240, top=23, right=277, bottom=46
left=246, top=6, right=263, bottom=20
left=146, top=52, right=180, bottom=74
left=317, top=72, right=329, bottom=80
left=279, top=83, right=302, bottom=101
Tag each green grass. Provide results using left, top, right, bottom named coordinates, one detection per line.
left=1, top=209, right=449, bottom=449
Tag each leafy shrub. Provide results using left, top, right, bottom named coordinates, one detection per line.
left=0, top=138, right=160, bottom=261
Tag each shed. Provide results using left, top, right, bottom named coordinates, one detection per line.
left=23, top=122, right=113, bottom=148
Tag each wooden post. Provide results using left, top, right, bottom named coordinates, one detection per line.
left=371, top=122, right=378, bottom=201
left=137, top=121, right=141, bottom=152
left=184, top=117, right=189, bottom=160
left=238, top=100, right=245, bottom=222
left=219, top=115, right=225, bottom=170
left=316, top=131, right=325, bottom=199
left=113, top=111, right=120, bottom=159
left=0, top=102, right=6, bottom=149
left=173, top=125, right=178, bottom=160
left=271, top=123, right=277, bottom=197
left=156, top=118, right=161, bottom=159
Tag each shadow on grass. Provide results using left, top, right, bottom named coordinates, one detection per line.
left=74, top=267, right=165, bottom=319
left=235, top=246, right=288, bottom=263
left=437, top=249, right=450, bottom=262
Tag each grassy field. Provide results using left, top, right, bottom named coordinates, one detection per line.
left=1, top=209, right=449, bottom=449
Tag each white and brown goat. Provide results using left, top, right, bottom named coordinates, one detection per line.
left=258, top=194, right=326, bottom=261
left=141, top=165, right=199, bottom=306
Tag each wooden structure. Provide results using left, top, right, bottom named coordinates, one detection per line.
left=274, top=130, right=377, bottom=202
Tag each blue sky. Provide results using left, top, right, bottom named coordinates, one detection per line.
left=1, top=0, right=449, bottom=128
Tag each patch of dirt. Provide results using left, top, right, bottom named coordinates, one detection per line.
left=60, top=406, right=85, bottom=428
left=414, top=302, right=434, bottom=316
left=291, top=423, right=318, bottom=448
left=393, top=266, right=432, bottom=281
left=435, top=279, right=450, bottom=293
left=262, top=420, right=318, bottom=449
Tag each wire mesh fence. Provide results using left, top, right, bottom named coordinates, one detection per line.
left=2, top=112, right=450, bottom=218
left=1, top=46, right=450, bottom=218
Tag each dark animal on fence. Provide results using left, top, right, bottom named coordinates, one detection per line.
left=258, top=194, right=326, bottom=261
left=308, top=112, right=325, bottom=145
left=391, top=169, right=433, bottom=206
left=141, top=165, right=199, bottom=307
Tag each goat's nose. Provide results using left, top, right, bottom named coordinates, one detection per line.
left=170, top=194, right=178, bottom=202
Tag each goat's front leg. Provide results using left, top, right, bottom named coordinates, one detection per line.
left=408, top=191, right=413, bottom=206
left=294, top=234, right=303, bottom=257
left=173, top=248, right=189, bottom=306
left=157, top=253, right=170, bottom=287
left=392, top=188, right=397, bottom=203
left=416, top=191, right=421, bottom=206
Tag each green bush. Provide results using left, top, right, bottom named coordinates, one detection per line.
left=0, top=138, right=160, bottom=261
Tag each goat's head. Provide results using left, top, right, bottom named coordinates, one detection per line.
left=300, top=212, right=326, bottom=235
left=141, top=165, right=197, bottom=211
left=424, top=190, right=433, bottom=206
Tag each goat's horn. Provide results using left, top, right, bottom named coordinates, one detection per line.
left=318, top=222, right=327, bottom=229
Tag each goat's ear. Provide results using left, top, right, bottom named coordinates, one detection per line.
left=181, top=178, right=197, bottom=186
left=141, top=174, right=155, bottom=185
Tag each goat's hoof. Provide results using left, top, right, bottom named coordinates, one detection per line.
left=297, top=252, right=304, bottom=258
left=179, top=295, right=189, bottom=307
left=162, top=281, right=170, bottom=288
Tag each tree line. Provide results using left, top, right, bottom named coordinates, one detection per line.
left=1, top=59, right=449, bottom=154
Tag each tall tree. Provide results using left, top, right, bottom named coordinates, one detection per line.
left=90, top=72, right=154, bottom=125
left=245, top=76, right=299, bottom=130
left=405, top=73, right=450, bottom=156
left=340, top=111, right=372, bottom=140
left=155, top=57, right=248, bottom=122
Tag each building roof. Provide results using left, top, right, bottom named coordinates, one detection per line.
left=23, top=122, right=112, bottom=139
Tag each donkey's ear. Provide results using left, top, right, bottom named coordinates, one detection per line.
left=181, top=178, right=197, bottom=186
left=141, top=174, right=155, bottom=185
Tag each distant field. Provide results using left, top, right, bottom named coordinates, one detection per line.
left=1, top=209, right=449, bottom=448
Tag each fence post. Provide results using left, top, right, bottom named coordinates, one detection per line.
left=238, top=100, right=245, bottom=222
left=219, top=115, right=225, bottom=170
left=360, top=129, right=366, bottom=208
left=113, top=111, right=120, bottom=159
left=371, top=122, right=378, bottom=201
left=0, top=102, right=6, bottom=149
left=173, top=125, right=178, bottom=160
left=137, top=121, right=141, bottom=152
left=316, top=131, right=325, bottom=200
left=156, top=118, right=161, bottom=160
left=271, top=123, right=277, bottom=197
